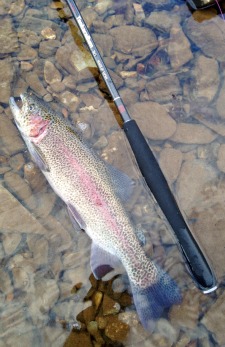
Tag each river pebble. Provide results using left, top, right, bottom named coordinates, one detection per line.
left=2, top=233, right=22, bottom=255
left=168, top=23, right=193, bottom=70
left=0, top=18, right=19, bottom=54
left=191, top=55, right=219, bottom=103
left=159, top=147, right=183, bottom=184
left=185, top=15, right=225, bottom=62
left=201, top=291, right=225, bottom=345
left=0, top=58, right=15, bottom=104
left=171, top=123, right=216, bottom=144
left=129, top=101, right=177, bottom=140
left=145, top=74, right=182, bottom=103
left=0, top=185, right=47, bottom=234
left=110, top=25, right=158, bottom=57
left=176, top=158, right=217, bottom=213
left=44, top=60, right=62, bottom=85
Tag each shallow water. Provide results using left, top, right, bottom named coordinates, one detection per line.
left=0, top=0, right=225, bottom=346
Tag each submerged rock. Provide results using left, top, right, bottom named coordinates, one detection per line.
left=145, top=74, right=182, bottom=103
left=0, top=59, right=14, bottom=104
left=168, top=23, right=193, bottom=70
left=159, top=147, right=183, bottom=184
left=110, top=25, right=158, bottom=57
left=0, top=18, right=19, bottom=55
left=191, top=55, right=219, bottom=103
left=0, top=185, right=48, bottom=234
left=176, top=159, right=217, bottom=213
left=129, top=101, right=177, bottom=140
left=202, top=291, right=225, bottom=345
left=171, top=123, right=216, bottom=144
left=185, top=15, right=225, bottom=62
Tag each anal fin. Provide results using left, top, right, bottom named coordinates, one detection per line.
left=91, top=243, right=122, bottom=280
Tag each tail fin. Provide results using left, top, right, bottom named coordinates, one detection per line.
left=130, top=268, right=181, bottom=331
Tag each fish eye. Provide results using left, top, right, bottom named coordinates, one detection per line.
left=28, top=104, right=35, bottom=112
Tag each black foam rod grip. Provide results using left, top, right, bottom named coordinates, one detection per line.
left=123, top=119, right=217, bottom=291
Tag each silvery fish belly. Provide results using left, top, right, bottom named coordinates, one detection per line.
left=9, top=93, right=181, bottom=331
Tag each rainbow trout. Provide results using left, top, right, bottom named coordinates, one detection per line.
left=9, top=93, right=181, bottom=331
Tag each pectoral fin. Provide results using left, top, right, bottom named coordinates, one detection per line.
left=67, top=203, right=86, bottom=231
left=27, top=141, right=49, bottom=172
left=90, top=243, right=122, bottom=279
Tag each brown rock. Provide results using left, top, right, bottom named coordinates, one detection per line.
left=2, top=233, right=22, bottom=255
left=9, top=153, right=25, bottom=171
left=105, top=317, right=129, bottom=342
left=0, top=185, right=47, bottom=234
left=168, top=24, right=193, bottom=70
left=18, top=29, right=41, bottom=47
left=194, top=113, right=225, bottom=137
left=171, top=123, right=216, bottom=144
left=145, top=10, right=177, bottom=32
left=80, top=93, right=102, bottom=109
left=34, top=277, right=59, bottom=312
left=0, top=58, right=14, bottom=104
left=92, top=33, right=113, bottom=57
left=217, top=144, right=225, bottom=172
left=0, top=18, right=19, bottom=54
left=48, top=81, right=65, bottom=93
left=169, top=289, right=200, bottom=329
left=95, top=0, right=112, bottom=15
left=110, top=25, right=158, bottom=57
left=0, top=269, right=12, bottom=295
left=192, top=8, right=217, bottom=22
left=176, top=159, right=217, bottom=213
left=57, top=42, right=98, bottom=84
left=41, top=27, right=56, bottom=40
left=117, top=292, right=133, bottom=307
left=39, top=39, right=61, bottom=58
left=0, top=303, right=32, bottom=340
left=146, top=75, right=182, bottom=103
left=31, top=237, right=49, bottom=266
left=9, top=0, right=25, bottom=16
left=129, top=101, right=177, bottom=140
left=24, top=161, right=47, bottom=192
left=25, top=72, right=47, bottom=96
left=11, top=266, right=33, bottom=291
left=58, top=91, right=79, bottom=111
left=4, top=171, right=33, bottom=202
left=20, top=61, right=33, bottom=71
left=185, top=15, right=225, bottom=62
left=159, top=147, right=183, bottom=184
left=0, top=113, right=25, bottom=155
left=87, top=321, right=104, bottom=344
left=201, top=291, right=225, bottom=345
left=44, top=60, right=62, bottom=85
left=92, top=291, right=103, bottom=310
left=119, top=88, right=138, bottom=106
left=191, top=55, right=219, bottom=103
left=190, top=178, right=225, bottom=278
left=216, top=77, right=225, bottom=119
left=102, top=294, right=120, bottom=316
left=77, top=306, right=96, bottom=324
left=63, top=75, right=77, bottom=90
left=17, top=44, right=37, bottom=61
left=64, top=331, right=93, bottom=347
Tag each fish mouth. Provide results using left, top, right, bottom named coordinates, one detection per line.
left=9, top=96, right=23, bottom=128
left=9, top=96, right=21, bottom=116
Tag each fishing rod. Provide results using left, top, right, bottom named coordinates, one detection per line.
left=65, top=0, right=217, bottom=293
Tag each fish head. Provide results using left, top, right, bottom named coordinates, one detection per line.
left=9, top=93, right=54, bottom=143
